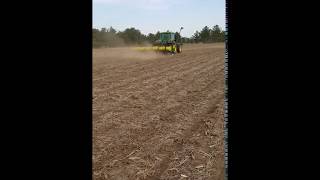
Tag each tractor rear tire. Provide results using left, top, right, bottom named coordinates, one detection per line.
left=177, top=45, right=182, bottom=53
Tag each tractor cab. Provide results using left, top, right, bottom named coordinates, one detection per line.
left=159, top=32, right=176, bottom=44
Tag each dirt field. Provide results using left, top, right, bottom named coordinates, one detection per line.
left=93, top=43, right=225, bottom=180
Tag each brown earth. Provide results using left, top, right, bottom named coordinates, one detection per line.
left=93, top=43, right=225, bottom=180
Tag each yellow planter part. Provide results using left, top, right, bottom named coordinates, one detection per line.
left=133, top=45, right=177, bottom=52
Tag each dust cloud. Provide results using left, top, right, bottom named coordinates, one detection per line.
left=93, top=46, right=161, bottom=60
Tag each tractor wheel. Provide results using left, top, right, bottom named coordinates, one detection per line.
left=177, top=45, right=182, bottom=53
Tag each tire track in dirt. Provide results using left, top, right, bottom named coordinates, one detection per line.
left=97, top=69, right=224, bottom=179
left=156, top=99, right=225, bottom=180
left=93, top=49, right=198, bottom=80
left=92, top=61, right=222, bottom=137
left=92, top=64, right=224, bottom=148
left=93, top=53, right=185, bottom=82
left=92, top=53, right=223, bottom=123
left=142, top=75, right=224, bottom=179
left=93, top=62, right=223, bottom=157
left=94, top=51, right=214, bottom=83
left=92, top=58, right=220, bottom=128
left=149, top=96, right=224, bottom=180
left=94, top=54, right=213, bottom=96
left=93, top=65, right=223, bottom=165
left=93, top=55, right=199, bottom=98
left=93, top=48, right=221, bottom=89
left=93, top=56, right=223, bottom=116
left=97, top=83, right=224, bottom=180
left=96, top=65, right=224, bottom=141
left=93, top=51, right=218, bottom=94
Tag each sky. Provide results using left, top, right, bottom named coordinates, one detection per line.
left=93, top=0, right=225, bottom=38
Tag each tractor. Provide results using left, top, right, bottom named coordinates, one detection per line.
left=152, top=31, right=182, bottom=54
left=135, top=27, right=184, bottom=54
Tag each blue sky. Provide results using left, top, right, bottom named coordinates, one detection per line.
left=93, top=0, right=225, bottom=38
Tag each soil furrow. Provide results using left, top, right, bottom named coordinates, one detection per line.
left=93, top=43, right=225, bottom=180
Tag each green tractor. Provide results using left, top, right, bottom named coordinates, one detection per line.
left=135, top=27, right=183, bottom=54
left=153, top=30, right=183, bottom=54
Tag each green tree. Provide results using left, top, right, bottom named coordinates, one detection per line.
left=93, top=28, right=103, bottom=48
left=200, top=26, right=210, bottom=43
left=108, top=26, right=117, bottom=34
left=118, top=27, right=147, bottom=45
left=192, top=31, right=200, bottom=43
left=155, top=31, right=160, bottom=40
left=147, top=33, right=157, bottom=43
left=212, top=25, right=221, bottom=33
left=210, top=25, right=224, bottom=42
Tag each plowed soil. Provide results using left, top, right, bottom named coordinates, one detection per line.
left=93, top=43, right=225, bottom=180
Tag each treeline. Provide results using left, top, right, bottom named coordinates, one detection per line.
left=93, top=25, right=225, bottom=48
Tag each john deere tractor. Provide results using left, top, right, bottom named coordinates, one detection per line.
left=135, top=27, right=183, bottom=54
left=152, top=31, right=182, bottom=54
